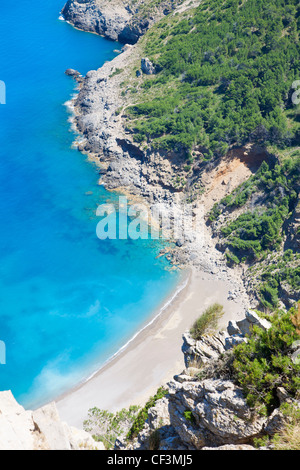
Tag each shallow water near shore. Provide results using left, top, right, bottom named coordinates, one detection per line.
left=0, top=1, right=179, bottom=408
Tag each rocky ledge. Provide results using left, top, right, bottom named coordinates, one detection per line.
left=115, top=311, right=298, bottom=450
left=61, top=0, right=180, bottom=44
left=0, top=391, right=103, bottom=450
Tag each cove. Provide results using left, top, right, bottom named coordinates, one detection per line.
left=0, top=1, right=179, bottom=408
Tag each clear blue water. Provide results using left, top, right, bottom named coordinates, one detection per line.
left=0, top=1, right=179, bottom=408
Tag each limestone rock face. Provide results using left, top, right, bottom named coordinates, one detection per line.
left=141, top=58, right=156, bottom=75
left=61, top=0, right=179, bottom=44
left=167, top=379, right=267, bottom=449
left=0, top=391, right=104, bottom=450
left=62, top=0, right=131, bottom=42
left=236, top=310, right=272, bottom=336
left=181, top=309, right=272, bottom=369
left=181, top=329, right=247, bottom=369
left=120, top=312, right=285, bottom=451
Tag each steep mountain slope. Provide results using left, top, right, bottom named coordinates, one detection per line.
left=62, top=0, right=300, bottom=450
left=65, top=0, right=300, bottom=307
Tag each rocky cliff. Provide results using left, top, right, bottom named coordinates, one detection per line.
left=115, top=311, right=299, bottom=450
left=0, top=391, right=104, bottom=450
left=62, top=0, right=181, bottom=44
left=61, top=0, right=299, bottom=452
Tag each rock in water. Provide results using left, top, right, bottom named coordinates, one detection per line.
left=65, top=69, right=84, bottom=83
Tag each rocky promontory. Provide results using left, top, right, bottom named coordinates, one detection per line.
left=62, top=0, right=181, bottom=44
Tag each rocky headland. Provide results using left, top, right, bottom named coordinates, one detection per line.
left=63, top=0, right=299, bottom=311
left=62, top=0, right=182, bottom=44
left=58, top=0, right=299, bottom=452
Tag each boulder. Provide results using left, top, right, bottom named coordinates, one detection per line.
left=182, top=331, right=228, bottom=368
left=141, top=58, right=156, bottom=75
left=65, top=68, right=84, bottom=84
left=227, top=320, right=241, bottom=336
left=236, top=310, right=272, bottom=336
left=224, top=335, right=247, bottom=350
left=65, top=68, right=81, bottom=78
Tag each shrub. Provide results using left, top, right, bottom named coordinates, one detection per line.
left=126, top=387, right=168, bottom=440
left=273, top=403, right=300, bottom=450
left=109, top=67, right=124, bottom=78
left=232, top=305, right=300, bottom=415
left=190, top=303, right=224, bottom=340
left=83, top=405, right=140, bottom=449
left=183, top=409, right=196, bottom=425
left=148, top=429, right=161, bottom=450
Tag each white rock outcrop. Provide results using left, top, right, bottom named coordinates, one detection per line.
left=0, top=391, right=104, bottom=450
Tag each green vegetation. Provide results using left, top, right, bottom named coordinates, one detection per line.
left=190, top=303, right=224, bottom=340
left=133, top=0, right=184, bottom=20
left=273, top=402, right=300, bottom=450
left=209, top=155, right=300, bottom=308
left=83, top=387, right=167, bottom=448
left=183, top=409, right=196, bottom=425
left=109, top=67, right=124, bottom=78
left=83, top=405, right=140, bottom=449
left=231, top=304, right=300, bottom=416
left=216, top=158, right=299, bottom=257
left=127, top=0, right=300, bottom=159
left=126, top=387, right=168, bottom=440
left=148, top=428, right=161, bottom=450
left=82, top=0, right=300, bottom=451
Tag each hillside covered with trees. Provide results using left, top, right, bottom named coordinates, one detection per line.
left=127, top=0, right=300, bottom=161
left=119, top=0, right=300, bottom=309
left=61, top=0, right=300, bottom=450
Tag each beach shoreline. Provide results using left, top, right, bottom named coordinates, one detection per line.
left=56, top=36, right=251, bottom=430
left=56, top=266, right=248, bottom=429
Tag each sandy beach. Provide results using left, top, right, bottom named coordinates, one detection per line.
left=56, top=268, right=248, bottom=429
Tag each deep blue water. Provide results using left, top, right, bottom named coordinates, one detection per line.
left=0, top=1, right=179, bottom=408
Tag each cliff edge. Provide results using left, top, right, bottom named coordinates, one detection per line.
left=0, top=391, right=103, bottom=450
left=62, top=0, right=181, bottom=44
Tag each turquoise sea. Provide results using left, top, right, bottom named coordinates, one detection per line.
left=0, top=1, right=179, bottom=408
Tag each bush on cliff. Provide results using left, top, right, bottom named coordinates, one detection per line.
left=83, top=405, right=140, bottom=449
left=126, top=386, right=168, bottom=441
left=190, top=303, right=224, bottom=340
left=231, top=304, right=300, bottom=416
